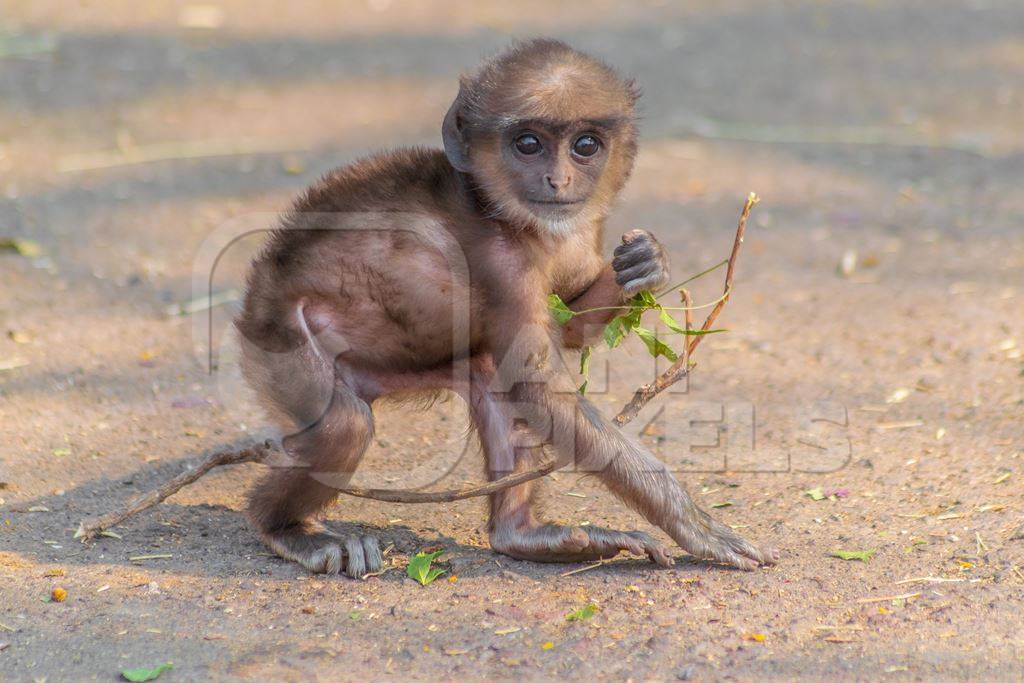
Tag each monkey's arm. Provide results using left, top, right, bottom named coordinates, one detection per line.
left=482, top=254, right=777, bottom=570
left=562, top=229, right=669, bottom=348
left=561, top=264, right=622, bottom=348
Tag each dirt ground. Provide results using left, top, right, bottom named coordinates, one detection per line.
left=2, top=1, right=1023, bottom=680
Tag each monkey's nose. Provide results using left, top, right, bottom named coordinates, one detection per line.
left=545, top=173, right=571, bottom=191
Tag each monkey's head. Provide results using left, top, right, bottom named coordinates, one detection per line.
left=443, top=39, right=640, bottom=236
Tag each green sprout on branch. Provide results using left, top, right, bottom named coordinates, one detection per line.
left=548, top=264, right=729, bottom=394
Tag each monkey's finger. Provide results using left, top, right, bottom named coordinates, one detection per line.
left=712, top=548, right=760, bottom=571
left=621, top=275, right=669, bottom=297
left=612, top=244, right=655, bottom=272
left=614, top=261, right=658, bottom=286
left=706, top=517, right=779, bottom=567
left=361, top=535, right=383, bottom=573
left=617, top=264, right=668, bottom=295
left=674, top=524, right=758, bottom=570
left=343, top=535, right=367, bottom=579
left=619, top=228, right=651, bottom=246
left=613, top=233, right=654, bottom=254
left=700, top=527, right=778, bottom=570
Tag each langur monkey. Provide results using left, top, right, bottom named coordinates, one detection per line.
left=236, top=39, right=779, bottom=577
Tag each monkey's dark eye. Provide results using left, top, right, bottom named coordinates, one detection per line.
left=572, top=135, right=601, bottom=158
left=514, top=134, right=542, bottom=155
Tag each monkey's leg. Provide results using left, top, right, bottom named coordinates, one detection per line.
left=558, top=394, right=780, bottom=570
left=246, top=382, right=382, bottom=578
left=471, top=376, right=673, bottom=567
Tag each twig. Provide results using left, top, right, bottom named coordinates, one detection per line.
left=810, top=625, right=864, bottom=632
left=614, top=192, right=757, bottom=426
left=658, top=259, right=728, bottom=297
left=894, top=576, right=966, bottom=585
left=75, top=441, right=272, bottom=540
left=559, top=560, right=608, bottom=577
left=75, top=194, right=759, bottom=541
left=687, top=192, right=757, bottom=357
left=75, top=440, right=560, bottom=540
left=855, top=592, right=921, bottom=604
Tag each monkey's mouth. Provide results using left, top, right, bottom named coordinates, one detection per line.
left=528, top=199, right=584, bottom=208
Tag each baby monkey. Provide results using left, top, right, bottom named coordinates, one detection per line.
left=236, top=39, right=778, bottom=577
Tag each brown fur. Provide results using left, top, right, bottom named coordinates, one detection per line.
left=235, top=39, right=777, bottom=576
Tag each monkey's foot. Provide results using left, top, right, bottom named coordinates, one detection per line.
left=490, top=523, right=674, bottom=567
left=673, top=514, right=780, bottom=571
left=261, top=522, right=383, bottom=578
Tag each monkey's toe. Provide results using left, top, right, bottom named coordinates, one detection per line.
left=304, top=544, right=344, bottom=574
left=584, top=528, right=674, bottom=568
left=361, top=535, right=383, bottom=574
left=260, top=525, right=385, bottom=577
left=341, top=534, right=385, bottom=578
left=693, top=524, right=777, bottom=570
left=343, top=535, right=366, bottom=579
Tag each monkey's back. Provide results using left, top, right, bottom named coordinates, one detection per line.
left=236, top=147, right=481, bottom=370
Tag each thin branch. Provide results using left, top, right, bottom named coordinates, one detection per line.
left=75, top=441, right=274, bottom=540
left=566, top=289, right=729, bottom=318
left=75, top=441, right=563, bottom=540
left=614, top=193, right=757, bottom=426
left=75, top=193, right=758, bottom=541
left=687, top=192, right=758, bottom=358
left=657, top=258, right=728, bottom=297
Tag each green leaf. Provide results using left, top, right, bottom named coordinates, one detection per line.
left=565, top=603, right=599, bottom=622
left=578, top=345, right=592, bottom=395
left=634, top=290, right=659, bottom=308
left=0, top=237, right=43, bottom=258
left=633, top=327, right=678, bottom=362
left=659, top=308, right=727, bottom=336
left=623, top=304, right=645, bottom=328
left=122, top=663, right=173, bottom=682
left=547, top=294, right=574, bottom=325
left=579, top=345, right=592, bottom=377
left=829, top=549, right=875, bottom=562
left=805, top=487, right=826, bottom=501
left=407, top=550, right=446, bottom=586
left=659, top=308, right=687, bottom=335
left=603, top=316, right=629, bottom=349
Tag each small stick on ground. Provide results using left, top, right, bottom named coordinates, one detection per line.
left=75, top=193, right=759, bottom=541
left=894, top=576, right=966, bottom=585
left=855, top=592, right=922, bottom=604
left=559, top=560, right=608, bottom=577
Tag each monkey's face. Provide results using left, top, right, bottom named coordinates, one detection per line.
left=472, top=121, right=622, bottom=235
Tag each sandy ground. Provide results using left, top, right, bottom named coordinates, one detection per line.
left=1, top=1, right=1023, bottom=680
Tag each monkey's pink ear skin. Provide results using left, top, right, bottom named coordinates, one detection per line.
left=442, top=85, right=473, bottom=173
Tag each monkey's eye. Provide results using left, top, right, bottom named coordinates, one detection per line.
left=572, top=135, right=601, bottom=158
left=514, top=134, right=542, bottom=155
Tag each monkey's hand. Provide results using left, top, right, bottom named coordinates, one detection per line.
left=612, top=229, right=670, bottom=296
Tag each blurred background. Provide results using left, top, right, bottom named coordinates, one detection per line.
left=1, top=1, right=1022, bottom=679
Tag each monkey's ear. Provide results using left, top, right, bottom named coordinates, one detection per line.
left=442, top=83, right=473, bottom=173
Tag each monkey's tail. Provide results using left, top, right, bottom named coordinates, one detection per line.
left=236, top=301, right=336, bottom=433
